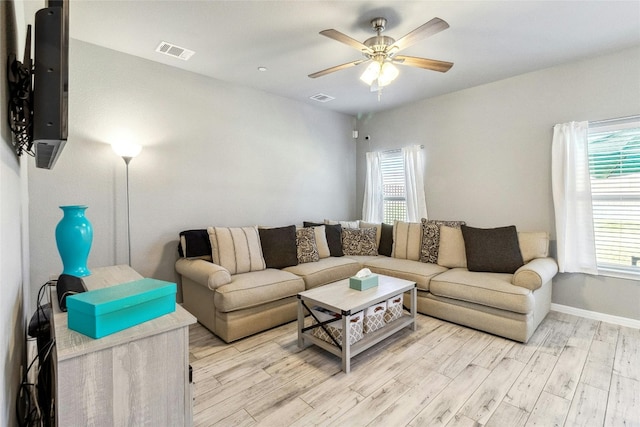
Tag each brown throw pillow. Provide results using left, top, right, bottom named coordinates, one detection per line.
left=258, top=225, right=298, bottom=269
left=461, top=225, right=524, bottom=273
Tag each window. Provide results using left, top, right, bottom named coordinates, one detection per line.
left=587, top=118, right=640, bottom=276
left=381, top=150, right=406, bottom=223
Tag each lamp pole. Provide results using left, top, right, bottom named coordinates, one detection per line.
left=122, top=156, right=133, bottom=266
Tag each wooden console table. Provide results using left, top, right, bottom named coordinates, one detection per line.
left=51, top=265, right=196, bottom=426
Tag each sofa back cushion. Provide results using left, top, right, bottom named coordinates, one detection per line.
left=392, top=221, right=422, bottom=261
left=304, top=222, right=344, bottom=257
left=518, top=231, right=550, bottom=263
left=208, top=226, right=266, bottom=274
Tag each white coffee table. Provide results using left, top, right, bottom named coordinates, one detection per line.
left=297, top=274, right=417, bottom=373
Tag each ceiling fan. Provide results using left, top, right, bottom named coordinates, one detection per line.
left=309, top=17, right=453, bottom=91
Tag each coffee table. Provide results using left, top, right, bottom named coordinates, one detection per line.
left=297, top=274, right=416, bottom=373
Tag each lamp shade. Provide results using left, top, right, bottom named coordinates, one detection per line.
left=111, top=142, right=142, bottom=159
left=360, top=62, right=381, bottom=86
left=377, top=62, right=399, bottom=87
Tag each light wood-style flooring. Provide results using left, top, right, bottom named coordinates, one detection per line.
left=189, top=311, right=640, bottom=426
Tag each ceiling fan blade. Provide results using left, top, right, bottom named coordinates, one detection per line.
left=394, top=55, right=453, bottom=73
left=320, top=29, right=372, bottom=53
left=308, top=59, right=369, bottom=78
left=390, top=17, right=450, bottom=52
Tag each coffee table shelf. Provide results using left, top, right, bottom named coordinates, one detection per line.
left=297, top=275, right=417, bottom=373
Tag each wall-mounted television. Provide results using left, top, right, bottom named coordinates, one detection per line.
left=33, top=0, right=69, bottom=169
left=7, top=0, right=68, bottom=169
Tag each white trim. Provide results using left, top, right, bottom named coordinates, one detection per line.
left=551, top=303, right=640, bottom=329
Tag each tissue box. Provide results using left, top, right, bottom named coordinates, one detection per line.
left=349, top=274, right=379, bottom=291
left=310, top=306, right=363, bottom=346
left=384, top=294, right=404, bottom=323
left=67, top=278, right=176, bottom=339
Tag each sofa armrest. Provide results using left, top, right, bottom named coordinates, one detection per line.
left=175, top=258, right=232, bottom=290
left=512, top=257, right=558, bottom=290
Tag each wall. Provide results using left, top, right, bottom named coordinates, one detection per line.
left=1, top=1, right=28, bottom=425
left=356, top=46, right=640, bottom=321
left=27, top=40, right=357, bottom=309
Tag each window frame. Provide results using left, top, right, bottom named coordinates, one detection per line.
left=380, top=150, right=407, bottom=223
left=587, top=117, right=640, bottom=280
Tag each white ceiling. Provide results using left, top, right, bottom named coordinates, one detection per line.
left=28, top=1, right=640, bottom=116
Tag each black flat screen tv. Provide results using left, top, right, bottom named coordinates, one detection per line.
left=32, top=0, right=69, bottom=169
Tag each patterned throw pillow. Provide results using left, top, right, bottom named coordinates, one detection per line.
left=420, top=219, right=466, bottom=263
left=342, top=227, right=378, bottom=256
left=296, top=227, right=319, bottom=263
left=208, top=226, right=266, bottom=275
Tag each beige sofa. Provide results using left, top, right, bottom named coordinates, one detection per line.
left=175, top=221, right=557, bottom=343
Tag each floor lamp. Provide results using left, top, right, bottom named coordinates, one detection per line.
left=112, top=142, right=142, bottom=266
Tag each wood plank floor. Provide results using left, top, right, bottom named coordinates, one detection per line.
left=189, top=311, right=640, bottom=426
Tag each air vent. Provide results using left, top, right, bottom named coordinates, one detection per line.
left=309, top=93, right=335, bottom=103
left=155, top=41, right=195, bottom=60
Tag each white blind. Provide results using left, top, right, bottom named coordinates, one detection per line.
left=380, top=150, right=406, bottom=223
left=587, top=118, right=640, bottom=275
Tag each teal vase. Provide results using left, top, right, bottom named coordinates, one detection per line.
left=55, top=205, right=93, bottom=277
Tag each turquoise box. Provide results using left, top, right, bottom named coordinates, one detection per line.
left=349, top=274, right=379, bottom=291
left=67, top=278, right=176, bottom=339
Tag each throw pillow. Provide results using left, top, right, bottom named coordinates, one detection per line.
left=296, top=227, right=319, bottom=263
left=312, top=226, right=331, bottom=258
left=437, top=225, right=467, bottom=268
left=461, top=225, right=525, bottom=273
left=178, top=229, right=211, bottom=259
left=420, top=219, right=466, bottom=263
left=378, top=223, right=393, bottom=257
left=359, top=221, right=382, bottom=246
left=391, top=221, right=422, bottom=261
left=258, top=225, right=298, bottom=269
left=325, top=219, right=359, bottom=229
left=208, top=226, right=266, bottom=275
left=303, top=222, right=344, bottom=257
left=342, top=227, right=378, bottom=256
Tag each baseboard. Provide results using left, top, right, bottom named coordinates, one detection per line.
left=551, top=303, right=640, bottom=329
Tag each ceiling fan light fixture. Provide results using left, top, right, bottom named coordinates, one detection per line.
left=360, top=62, right=381, bottom=85
left=377, top=62, right=399, bottom=87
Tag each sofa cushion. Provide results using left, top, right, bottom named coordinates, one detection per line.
left=304, top=222, right=344, bottom=257
left=342, top=227, right=378, bottom=256
left=296, top=227, right=319, bottom=263
left=518, top=232, right=550, bottom=263
left=283, top=257, right=361, bottom=289
left=430, top=268, right=533, bottom=314
left=462, top=225, right=524, bottom=273
left=208, top=226, right=266, bottom=275
left=363, top=256, right=448, bottom=291
left=420, top=219, right=466, bottom=263
left=437, top=225, right=467, bottom=268
left=310, top=226, right=331, bottom=258
left=359, top=221, right=382, bottom=245
left=214, top=269, right=305, bottom=312
left=392, top=221, right=422, bottom=261
left=258, top=225, right=298, bottom=269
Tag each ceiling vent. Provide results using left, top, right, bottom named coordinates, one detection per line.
left=155, top=41, right=195, bottom=60
left=309, top=93, right=335, bottom=103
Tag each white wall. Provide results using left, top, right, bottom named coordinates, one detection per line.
left=1, top=1, right=28, bottom=425
left=356, top=46, right=640, bottom=321
left=27, top=40, right=357, bottom=308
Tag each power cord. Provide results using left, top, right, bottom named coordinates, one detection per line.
left=17, top=280, right=56, bottom=427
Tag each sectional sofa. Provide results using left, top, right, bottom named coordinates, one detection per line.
left=175, top=219, right=557, bottom=343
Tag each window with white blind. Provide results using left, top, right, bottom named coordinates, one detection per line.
left=381, top=150, right=407, bottom=223
left=587, top=117, right=640, bottom=277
